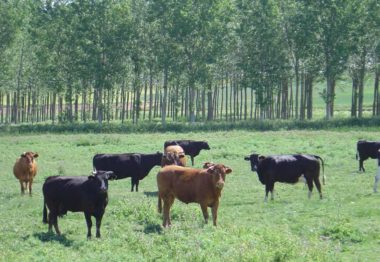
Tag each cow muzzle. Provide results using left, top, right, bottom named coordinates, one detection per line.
left=216, top=182, right=224, bottom=189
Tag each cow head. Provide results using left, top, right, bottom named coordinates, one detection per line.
left=206, top=164, right=232, bottom=190
left=201, top=141, right=211, bottom=150
left=244, top=154, right=265, bottom=172
left=88, top=170, right=116, bottom=194
left=21, top=152, right=38, bottom=166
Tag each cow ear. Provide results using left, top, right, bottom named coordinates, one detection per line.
left=88, top=175, right=95, bottom=180
left=224, top=167, right=232, bottom=174
left=244, top=156, right=250, bottom=161
left=21, top=152, right=26, bottom=157
left=258, top=155, right=266, bottom=161
left=34, top=153, right=39, bottom=158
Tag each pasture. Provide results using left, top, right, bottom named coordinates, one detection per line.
left=0, top=130, right=379, bottom=261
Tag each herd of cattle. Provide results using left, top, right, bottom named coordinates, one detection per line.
left=11, top=139, right=380, bottom=239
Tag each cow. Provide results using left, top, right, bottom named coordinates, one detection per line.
left=157, top=163, right=232, bottom=227
left=42, top=170, right=116, bottom=238
left=356, top=140, right=380, bottom=172
left=374, top=149, right=380, bottom=193
left=13, top=152, right=39, bottom=195
left=163, top=145, right=186, bottom=166
left=244, top=153, right=325, bottom=201
left=93, top=152, right=163, bottom=192
left=164, top=140, right=210, bottom=166
left=161, top=152, right=182, bottom=167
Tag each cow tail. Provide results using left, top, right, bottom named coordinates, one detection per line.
left=314, top=155, right=325, bottom=185
left=43, top=199, right=48, bottom=224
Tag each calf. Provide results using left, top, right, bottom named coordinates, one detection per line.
left=374, top=149, right=380, bottom=193
left=93, top=152, right=163, bottom=192
left=42, top=170, right=116, bottom=238
left=157, top=163, right=232, bottom=227
left=164, top=140, right=210, bottom=166
left=13, top=152, right=39, bottom=195
left=244, top=153, right=325, bottom=201
left=356, top=140, right=380, bottom=172
left=162, top=145, right=186, bottom=167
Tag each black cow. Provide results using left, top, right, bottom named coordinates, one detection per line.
left=374, top=149, right=380, bottom=193
left=164, top=140, right=210, bottom=166
left=93, top=152, right=163, bottom=192
left=356, top=140, right=380, bottom=172
left=42, top=170, right=116, bottom=238
left=244, top=153, right=325, bottom=201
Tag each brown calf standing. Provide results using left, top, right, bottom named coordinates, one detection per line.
left=157, top=163, right=232, bottom=227
left=13, top=152, right=39, bottom=195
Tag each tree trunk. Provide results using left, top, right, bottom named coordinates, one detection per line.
left=161, top=67, right=168, bottom=126
left=207, top=82, right=213, bottom=121
left=351, top=76, right=358, bottom=117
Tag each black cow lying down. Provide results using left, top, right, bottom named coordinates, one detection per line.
left=244, top=154, right=325, bottom=201
left=93, top=152, right=163, bottom=192
left=164, top=140, right=210, bottom=166
left=356, top=140, right=380, bottom=172
left=42, top=170, right=116, bottom=238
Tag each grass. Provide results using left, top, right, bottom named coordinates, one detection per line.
left=0, top=130, right=379, bottom=261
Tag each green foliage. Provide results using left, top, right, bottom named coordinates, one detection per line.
left=2, top=117, right=380, bottom=134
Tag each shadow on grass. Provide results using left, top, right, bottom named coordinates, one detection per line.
left=143, top=191, right=158, bottom=198
left=33, top=232, right=74, bottom=247
left=143, top=223, right=163, bottom=234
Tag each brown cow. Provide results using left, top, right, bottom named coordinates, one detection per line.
left=163, top=145, right=186, bottom=166
left=13, top=152, right=38, bottom=195
left=161, top=152, right=182, bottom=167
left=157, top=163, right=232, bottom=227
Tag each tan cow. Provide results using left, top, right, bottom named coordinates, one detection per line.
left=163, top=145, right=186, bottom=167
left=13, top=152, right=38, bottom=195
left=157, top=163, right=232, bottom=227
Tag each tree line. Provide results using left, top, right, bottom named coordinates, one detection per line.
left=0, top=0, right=379, bottom=125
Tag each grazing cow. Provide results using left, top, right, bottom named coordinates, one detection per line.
left=13, top=152, right=39, bottom=195
left=93, top=152, right=163, bottom=192
left=42, top=170, right=116, bottom=238
left=374, top=150, right=380, bottom=193
left=356, top=140, right=380, bottom=172
left=157, top=163, right=232, bottom=227
left=244, top=153, right=325, bottom=201
left=164, top=140, right=210, bottom=166
left=163, top=145, right=186, bottom=166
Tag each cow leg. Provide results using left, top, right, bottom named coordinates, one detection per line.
left=200, top=203, right=209, bottom=224
left=19, top=180, right=25, bottom=194
left=313, top=177, right=323, bottom=199
left=135, top=179, right=140, bottom=192
left=265, top=183, right=274, bottom=202
left=84, top=212, right=92, bottom=239
left=28, top=179, right=33, bottom=195
left=158, top=195, right=162, bottom=213
left=95, top=215, right=103, bottom=238
left=374, top=168, right=380, bottom=193
left=131, top=177, right=139, bottom=192
left=48, top=212, right=54, bottom=232
left=306, top=177, right=314, bottom=199
left=162, top=195, right=174, bottom=227
left=191, top=156, right=194, bottom=166
left=359, top=159, right=365, bottom=172
left=211, top=201, right=219, bottom=226
left=49, top=213, right=61, bottom=235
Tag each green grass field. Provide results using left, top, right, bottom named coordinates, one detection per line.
left=0, top=131, right=379, bottom=261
